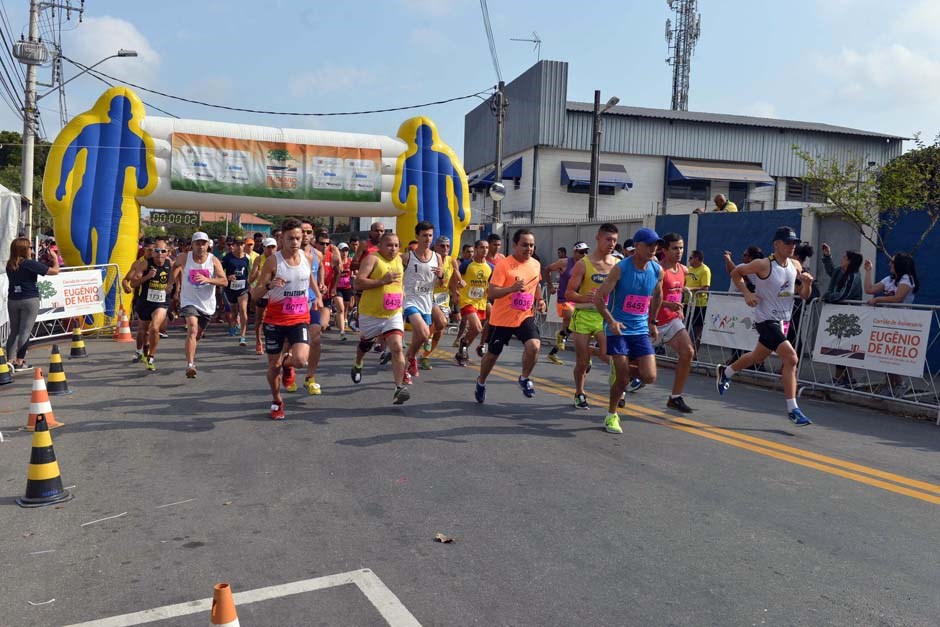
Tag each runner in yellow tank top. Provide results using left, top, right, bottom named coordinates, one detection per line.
left=455, top=240, right=492, bottom=366
left=564, top=223, right=620, bottom=410
left=351, top=232, right=410, bottom=404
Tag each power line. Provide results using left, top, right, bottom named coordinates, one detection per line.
left=78, top=65, right=181, bottom=119
left=479, top=0, right=502, bottom=83
left=62, top=55, right=493, bottom=117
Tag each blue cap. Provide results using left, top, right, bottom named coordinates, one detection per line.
left=633, top=227, right=664, bottom=246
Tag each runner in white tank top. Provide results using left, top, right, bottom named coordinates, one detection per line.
left=717, top=226, right=816, bottom=426
left=169, top=232, right=227, bottom=379
left=401, top=222, right=444, bottom=385
left=250, top=219, right=321, bottom=420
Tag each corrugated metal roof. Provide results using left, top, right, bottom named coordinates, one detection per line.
left=565, top=101, right=906, bottom=140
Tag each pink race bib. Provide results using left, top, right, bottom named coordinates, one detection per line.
left=782, top=320, right=791, bottom=335
left=665, top=291, right=682, bottom=303
left=281, top=297, right=307, bottom=315
left=510, top=292, right=534, bottom=311
left=188, top=269, right=210, bottom=285
left=383, top=292, right=403, bottom=311
left=621, top=294, right=651, bottom=315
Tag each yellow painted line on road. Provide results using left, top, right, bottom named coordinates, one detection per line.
left=440, top=352, right=940, bottom=506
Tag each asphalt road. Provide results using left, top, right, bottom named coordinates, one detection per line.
left=1, top=323, right=939, bottom=627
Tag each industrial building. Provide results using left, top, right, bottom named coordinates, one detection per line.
left=463, top=60, right=904, bottom=223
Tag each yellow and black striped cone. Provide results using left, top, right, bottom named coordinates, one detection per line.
left=46, top=344, right=72, bottom=395
left=69, top=328, right=88, bottom=358
left=0, top=347, right=12, bottom=385
left=16, top=414, right=73, bottom=508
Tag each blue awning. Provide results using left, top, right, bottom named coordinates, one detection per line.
left=560, top=161, right=633, bottom=189
left=668, top=159, right=775, bottom=186
left=469, top=157, right=523, bottom=189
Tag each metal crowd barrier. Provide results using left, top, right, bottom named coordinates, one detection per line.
left=536, top=287, right=940, bottom=425
left=680, top=292, right=940, bottom=425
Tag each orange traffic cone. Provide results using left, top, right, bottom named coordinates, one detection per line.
left=16, top=414, right=73, bottom=508
left=210, top=583, right=240, bottom=626
left=26, top=368, right=63, bottom=431
left=114, top=307, right=134, bottom=343
left=0, top=346, right=12, bottom=385
left=47, top=344, right=73, bottom=395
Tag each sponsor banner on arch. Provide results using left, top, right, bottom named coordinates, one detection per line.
left=813, top=304, right=931, bottom=378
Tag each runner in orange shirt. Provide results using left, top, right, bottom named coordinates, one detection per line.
left=474, top=229, right=546, bottom=403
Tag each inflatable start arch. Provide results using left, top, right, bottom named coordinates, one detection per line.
left=42, top=86, right=472, bottom=318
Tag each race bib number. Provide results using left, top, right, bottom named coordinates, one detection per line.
left=338, top=276, right=351, bottom=289
left=782, top=320, right=791, bottom=335
left=281, top=297, right=307, bottom=315
left=510, top=292, right=534, bottom=311
left=469, top=287, right=485, bottom=300
left=665, top=291, right=682, bottom=303
left=621, top=294, right=651, bottom=315
left=146, top=288, right=166, bottom=303
left=229, top=279, right=246, bottom=291
left=417, top=285, right=432, bottom=294
left=383, top=292, right=403, bottom=311
left=188, top=269, right=210, bottom=285
left=434, top=292, right=449, bottom=306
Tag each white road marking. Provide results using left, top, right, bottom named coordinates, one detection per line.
left=62, top=569, right=421, bottom=627
left=80, top=512, right=127, bottom=527
left=154, top=498, right=196, bottom=509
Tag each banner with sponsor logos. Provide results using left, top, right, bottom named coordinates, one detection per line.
left=37, top=269, right=105, bottom=322
left=170, top=132, right=382, bottom=202
left=699, top=294, right=762, bottom=351
left=813, top=304, right=930, bottom=378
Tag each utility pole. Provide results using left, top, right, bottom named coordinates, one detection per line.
left=18, top=0, right=41, bottom=238
left=14, top=0, right=84, bottom=238
left=588, top=90, right=601, bottom=221
left=490, top=80, right=508, bottom=223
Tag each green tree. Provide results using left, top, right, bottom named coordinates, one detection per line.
left=825, top=313, right=862, bottom=341
left=794, top=136, right=940, bottom=257
left=200, top=220, right=246, bottom=241
left=37, top=279, right=56, bottom=299
left=0, top=130, right=53, bottom=232
left=266, top=148, right=293, bottom=164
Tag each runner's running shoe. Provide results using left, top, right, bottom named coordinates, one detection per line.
left=403, top=372, right=413, bottom=385
left=604, top=413, right=622, bottom=434
left=283, top=365, right=297, bottom=392
left=547, top=353, right=564, bottom=365
left=304, top=376, right=321, bottom=395
left=185, top=364, right=197, bottom=379
left=474, top=379, right=486, bottom=403
left=627, top=377, right=645, bottom=393
left=407, top=357, right=419, bottom=377
left=379, top=350, right=392, bottom=365
left=393, top=385, right=411, bottom=405
left=667, top=396, right=693, bottom=413
left=518, top=376, right=535, bottom=398
left=146, top=357, right=156, bottom=372
left=574, top=393, right=589, bottom=410
left=270, top=401, right=285, bottom=420
left=351, top=363, right=363, bottom=384
left=788, top=408, right=813, bottom=426
left=716, top=365, right=731, bottom=396
left=419, top=356, right=432, bottom=370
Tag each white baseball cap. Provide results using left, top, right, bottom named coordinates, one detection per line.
left=192, top=231, right=210, bottom=242
left=338, top=242, right=349, bottom=250
left=263, top=237, right=277, bottom=248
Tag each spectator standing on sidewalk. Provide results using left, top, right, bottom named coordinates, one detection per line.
left=820, top=243, right=863, bottom=387
left=864, top=252, right=919, bottom=396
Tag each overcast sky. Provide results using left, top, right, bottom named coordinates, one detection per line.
left=0, top=0, right=935, bottom=157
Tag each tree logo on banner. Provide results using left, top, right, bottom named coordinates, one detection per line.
left=821, top=312, right=864, bottom=359
left=38, top=280, right=56, bottom=299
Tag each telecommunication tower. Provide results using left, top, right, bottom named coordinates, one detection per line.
left=665, top=0, right=701, bottom=111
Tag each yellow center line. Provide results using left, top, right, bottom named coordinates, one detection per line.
left=432, top=350, right=940, bottom=506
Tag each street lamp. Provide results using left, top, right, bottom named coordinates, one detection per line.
left=17, top=48, right=138, bottom=237
left=588, top=91, right=620, bottom=221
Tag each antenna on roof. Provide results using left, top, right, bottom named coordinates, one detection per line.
left=665, top=0, right=701, bottom=111
left=510, top=31, right=542, bottom=61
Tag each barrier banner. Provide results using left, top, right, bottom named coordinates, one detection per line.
left=36, top=270, right=105, bottom=322
left=170, top=133, right=382, bottom=202
left=813, top=304, right=930, bottom=378
left=700, top=294, right=761, bottom=351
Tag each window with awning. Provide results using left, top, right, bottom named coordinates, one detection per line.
left=560, top=161, right=633, bottom=190
left=668, top=159, right=775, bottom=185
left=468, top=157, right=523, bottom=189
